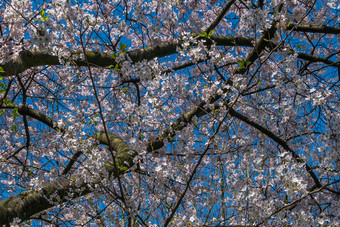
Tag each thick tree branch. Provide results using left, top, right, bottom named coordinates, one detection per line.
left=0, top=177, right=92, bottom=226
left=92, top=132, right=137, bottom=170
left=18, top=105, right=64, bottom=132
left=286, top=24, right=340, bottom=34
left=0, top=102, right=65, bottom=132
left=0, top=36, right=253, bottom=78
left=296, top=52, right=340, bottom=67
left=1, top=30, right=338, bottom=79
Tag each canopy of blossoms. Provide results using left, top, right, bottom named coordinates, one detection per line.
left=0, top=0, right=339, bottom=226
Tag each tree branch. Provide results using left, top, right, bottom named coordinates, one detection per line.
left=228, top=107, right=322, bottom=189
left=297, top=52, right=340, bottom=67
left=1, top=28, right=338, bottom=79
left=0, top=36, right=253, bottom=78
left=205, top=0, right=236, bottom=33
left=286, top=24, right=340, bottom=34
left=0, top=102, right=64, bottom=132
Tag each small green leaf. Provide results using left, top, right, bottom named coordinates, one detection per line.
left=0, top=67, right=4, bottom=73
left=200, top=31, right=208, bottom=37
left=208, top=30, right=214, bottom=37
left=122, top=87, right=129, bottom=94
left=0, top=110, right=4, bottom=115
left=179, top=162, right=184, bottom=166
left=238, top=60, right=245, bottom=69
left=0, top=90, right=5, bottom=94
left=116, top=162, right=128, bottom=172
left=120, top=43, right=127, bottom=52
left=114, top=64, right=121, bottom=72
left=107, top=65, right=114, bottom=69
left=11, top=124, right=17, bottom=131
left=238, top=60, right=251, bottom=69
left=120, top=166, right=128, bottom=171
left=12, top=108, right=19, bottom=120
left=40, top=9, right=49, bottom=22
left=263, top=38, right=269, bottom=42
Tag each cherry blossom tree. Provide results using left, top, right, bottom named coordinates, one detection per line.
left=0, top=0, right=339, bottom=225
